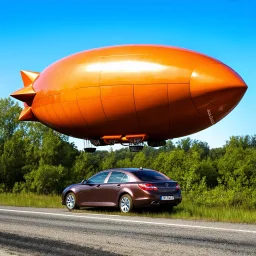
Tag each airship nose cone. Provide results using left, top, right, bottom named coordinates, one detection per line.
left=190, top=63, right=247, bottom=123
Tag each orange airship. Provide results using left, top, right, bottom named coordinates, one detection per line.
left=11, top=45, right=247, bottom=149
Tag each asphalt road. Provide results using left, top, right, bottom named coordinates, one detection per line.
left=0, top=206, right=255, bottom=256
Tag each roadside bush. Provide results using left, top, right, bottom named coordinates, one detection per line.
left=24, top=164, right=65, bottom=194
left=186, top=186, right=256, bottom=210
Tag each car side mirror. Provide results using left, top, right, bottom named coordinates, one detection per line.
left=81, top=179, right=87, bottom=184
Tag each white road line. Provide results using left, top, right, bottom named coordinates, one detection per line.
left=0, top=208, right=255, bottom=234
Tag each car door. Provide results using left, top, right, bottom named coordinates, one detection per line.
left=100, top=171, right=129, bottom=207
left=78, top=171, right=110, bottom=206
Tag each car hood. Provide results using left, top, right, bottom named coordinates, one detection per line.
left=62, top=183, right=81, bottom=194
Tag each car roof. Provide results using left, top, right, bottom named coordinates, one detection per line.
left=104, top=168, right=155, bottom=173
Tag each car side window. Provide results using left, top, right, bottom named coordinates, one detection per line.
left=87, top=172, right=109, bottom=184
left=108, top=172, right=129, bottom=183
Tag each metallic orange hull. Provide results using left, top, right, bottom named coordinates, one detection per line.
left=11, top=45, right=247, bottom=145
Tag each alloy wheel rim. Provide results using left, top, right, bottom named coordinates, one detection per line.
left=121, top=197, right=130, bottom=212
left=66, top=194, right=75, bottom=209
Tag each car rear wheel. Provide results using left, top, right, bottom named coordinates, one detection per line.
left=65, top=192, right=79, bottom=211
left=119, top=194, right=133, bottom=213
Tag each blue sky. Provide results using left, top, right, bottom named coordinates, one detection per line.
left=0, top=0, right=255, bottom=149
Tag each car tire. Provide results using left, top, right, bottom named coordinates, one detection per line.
left=119, top=194, right=133, bottom=213
left=65, top=192, right=79, bottom=211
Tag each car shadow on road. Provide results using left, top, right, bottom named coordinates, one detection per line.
left=0, top=231, right=121, bottom=256
left=76, top=206, right=176, bottom=216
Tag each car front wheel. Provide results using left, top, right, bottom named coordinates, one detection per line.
left=119, top=194, right=133, bottom=213
left=65, top=192, right=78, bottom=211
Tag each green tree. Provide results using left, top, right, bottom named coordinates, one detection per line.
left=24, top=164, right=65, bottom=194
left=190, top=140, right=210, bottom=159
left=176, top=138, right=192, bottom=152
left=0, top=130, right=29, bottom=190
left=132, top=151, right=147, bottom=168
left=72, top=152, right=100, bottom=181
left=0, top=98, right=22, bottom=146
left=101, top=150, right=116, bottom=170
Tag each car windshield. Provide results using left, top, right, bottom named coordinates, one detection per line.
left=133, top=170, right=169, bottom=181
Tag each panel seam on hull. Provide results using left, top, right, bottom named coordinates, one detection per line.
left=60, top=101, right=76, bottom=126
left=98, top=82, right=189, bottom=87
left=48, top=95, right=66, bottom=126
left=99, top=60, right=108, bottom=122
left=42, top=105, right=56, bottom=129
left=132, top=84, right=141, bottom=129
left=51, top=104, right=65, bottom=126
left=36, top=95, right=74, bottom=126
left=75, top=89, right=88, bottom=126
left=167, top=84, right=171, bottom=134
left=52, top=102, right=73, bottom=126
left=44, top=101, right=62, bottom=129
left=99, top=86, right=109, bottom=121
left=189, top=74, right=202, bottom=116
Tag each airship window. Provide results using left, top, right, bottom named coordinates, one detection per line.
left=108, top=172, right=129, bottom=183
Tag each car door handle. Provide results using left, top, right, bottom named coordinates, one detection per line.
left=117, top=184, right=121, bottom=187
left=96, top=184, right=100, bottom=188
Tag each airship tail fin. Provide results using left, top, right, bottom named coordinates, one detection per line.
left=10, top=85, right=36, bottom=102
left=10, top=70, right=40, bottom=121
left=19, top=106, right=38, bottom=121
left=20, top=70, right=40, bottom=87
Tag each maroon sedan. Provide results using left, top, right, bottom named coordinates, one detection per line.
left=62, top=168, right=182, bottom=213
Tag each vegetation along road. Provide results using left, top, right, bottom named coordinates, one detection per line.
left=1, top=98, right=256, bottom=218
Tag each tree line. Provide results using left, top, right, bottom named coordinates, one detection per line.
left=0, top=97, right=256, bottom=209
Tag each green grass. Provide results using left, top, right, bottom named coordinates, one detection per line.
left=0, top=193, right=63, bottom=208
left=0, top=192, right=255, bottom=224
